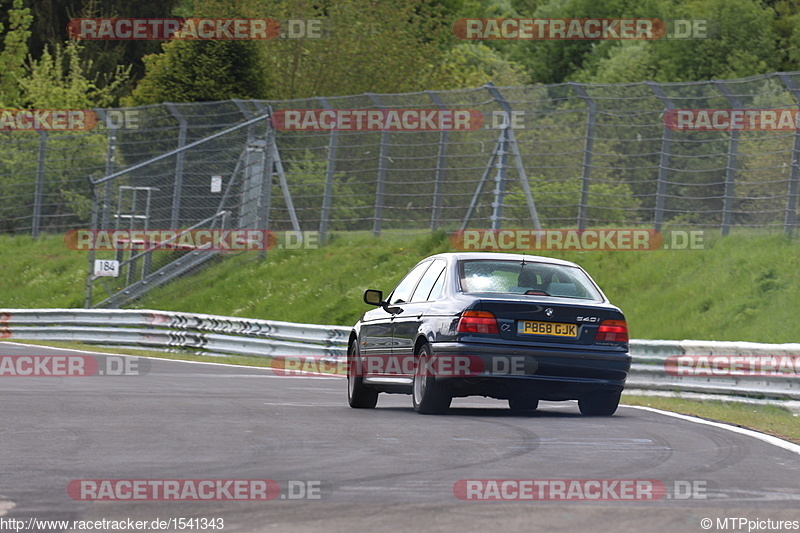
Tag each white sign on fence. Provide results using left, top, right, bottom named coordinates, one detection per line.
left=211, top=175, right=222, bottom=193
left=94, top=260, right=119, bottom=277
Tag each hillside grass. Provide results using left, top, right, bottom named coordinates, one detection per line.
left=1, top=230, right=800, bottom=342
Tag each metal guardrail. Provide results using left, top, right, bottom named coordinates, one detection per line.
left=0, top=309, right=347, bottom=358
left=1, top=309, right=798, bottom=404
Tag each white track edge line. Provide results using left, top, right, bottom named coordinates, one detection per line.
left=4, top=343, right=796, bottom=452
left=625, top=405, right=800, bottom=457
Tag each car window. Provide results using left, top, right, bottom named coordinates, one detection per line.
left=426, top=268, right=446, bottom=301
left=410, top=259, right=446, bottom=302
left=458, top=260, right=602, bottom=301
left=389, top=261, right=431, bottom=304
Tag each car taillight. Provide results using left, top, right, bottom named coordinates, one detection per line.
left=457, top=310, right=499, bottom=334
left=595, top=320, right=628, bottom=343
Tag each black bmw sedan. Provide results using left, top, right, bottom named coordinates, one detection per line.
left=347, top=252, right=630, bottom=415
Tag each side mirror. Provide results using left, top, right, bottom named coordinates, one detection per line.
left=363, top=289, right=383, bottom=306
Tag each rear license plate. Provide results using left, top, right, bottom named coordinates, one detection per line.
left=518, top=321, right=578, bottom=337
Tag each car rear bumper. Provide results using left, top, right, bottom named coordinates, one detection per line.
left=430, top=341, right=631, bottom=401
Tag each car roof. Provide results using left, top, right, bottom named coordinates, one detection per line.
left=424, top=252, right=582, bottom=268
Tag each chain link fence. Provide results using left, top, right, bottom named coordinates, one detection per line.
left=2, top=72, right=800, bottom=306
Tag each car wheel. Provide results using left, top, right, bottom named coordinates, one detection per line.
left=412, top=343, right=452, bottom=414
left=347, top=338, right=378, bottom=408
left=508, top=397, right=539, bottom=412
left=578, top=390, right=621, bottom=416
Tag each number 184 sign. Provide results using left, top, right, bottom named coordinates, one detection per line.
left=94, top=260, right=119, bottom=277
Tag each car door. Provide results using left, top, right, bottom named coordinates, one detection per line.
left=390, top=259, right=446, bottom=360
left=358, top=306, right=395, bottom=357
left=360, top=260, right=431, bottom=360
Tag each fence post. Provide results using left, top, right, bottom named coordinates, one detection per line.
left=648, top=82, right=674, bottom=232
left=233, top=98, right=255, bottom=145
left=103, top=129, right=116, bottom=229
left=93, top=109, right=116, bottom=229
left=167, top=103, right=188, bottom=228
left=778, top=73, right=800, bottom=237
left=570, top=82, right=596, bottom=230
left=259, top=120, right=275, bottom=260
left=318, top=97, right=338, bottom=244
left=31, top=130, right=47, bottom=238
left=490, top=127, right=508, bottom=231
left=484, top=83, right=541, bottom=230
left=714, top=80, right=741, bottom=237
left=84, top=178, right=98, bottom=308
left=427, top=91, right=448, bottom=231
left=366, top=93, right=388, bottom=237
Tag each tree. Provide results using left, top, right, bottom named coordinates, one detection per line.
left=0, top=0, right=32, bottom=107
left=18, top=40, right=130, bottom=108
left=0, top=40, right=130, bottom=232
left=648, top=0, right=779, bottom=82
left=125, top=39, right=270, bottom=105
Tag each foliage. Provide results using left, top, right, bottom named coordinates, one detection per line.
left=270, top=149, right=374, bottom=232
left=18, top=40, right=130, bottom=108
left=125, top=39, right=270, bottom=105
left=0, top=40, right=128, bottom=232
left=0, top=0, right=32, bottom=107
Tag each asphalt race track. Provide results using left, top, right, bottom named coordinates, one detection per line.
left=1, top=341, right=799, bottom=533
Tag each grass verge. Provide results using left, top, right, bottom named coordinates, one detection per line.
left=3, top=230, right=800, bottom=342
left=621, top=395, right=800, bottom=445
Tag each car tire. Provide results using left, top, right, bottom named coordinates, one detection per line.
left=578, top=390, right=621, bottom=416
left=412, top=344, right=452, bottom=414
left=347, top=338, right=378, bottom=409
left=508, top=397, right=539, bottom=412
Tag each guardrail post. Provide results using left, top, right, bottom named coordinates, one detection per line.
left=318, top=97, right=338, bottom=244
left=167, top=103, right=188, bottom=228
left=570, top=82, right=596, bottom=230
left=714, top=80, right=741, bottom=237
left=31, top=130, right=47, bottom=238
left=778, top=73, right=800, bottom=237
left=366, top=93, right=388, bottom=237
left=648, top=82, right=674, bottom=233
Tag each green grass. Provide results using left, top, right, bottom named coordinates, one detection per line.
left=4, top=231, right=799, bottom=443
left=2, top=230, right=800, bottom=342
left=0, top=234, right=87, bottom=308
left=129, top=231, right=455, bottom=326
left=621, top=395, right=800, bottom=445
left=544, top=232, right=800, bottom=342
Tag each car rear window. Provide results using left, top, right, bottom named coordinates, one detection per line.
left=458, top=259, right=603, bottom=301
